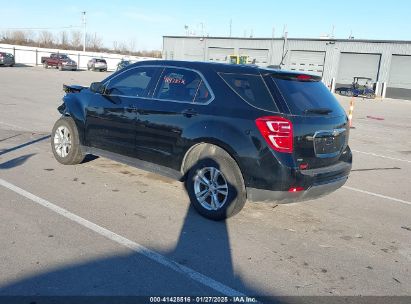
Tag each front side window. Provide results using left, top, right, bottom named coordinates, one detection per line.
left=106, top=67, right=157, bottom=97
left=155, top=68, right=211, bottom=103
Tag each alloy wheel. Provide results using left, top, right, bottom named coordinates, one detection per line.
left=53, top=126, right=72, bottom=158
left=194, top=167, right=229, bottom=211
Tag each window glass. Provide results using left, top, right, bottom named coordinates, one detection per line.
left=272, top=76, right=346, bottom=116
left=106, top=67, right=157, bottom=97
left=194, top=81, right=211, bottom=103
left=156, top=68, right=210, bottom=103
left=219, top=73, right=278, bottom=112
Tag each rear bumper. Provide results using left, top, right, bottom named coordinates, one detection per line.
left=62, top=65, right=77, bottom=70
left=93, top=65, right=107, bottom=70
left=247, top=175, right=348, bottom=203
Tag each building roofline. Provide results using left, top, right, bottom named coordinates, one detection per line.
left=163, top=35, right=411, bottom=44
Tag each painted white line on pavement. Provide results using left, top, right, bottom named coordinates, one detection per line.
left=343, top=186, right=411, bottom=206
left=352, top=150, right=411, bottom=164
left=0, top=178, right=245, bottom=297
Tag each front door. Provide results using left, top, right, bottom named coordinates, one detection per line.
left=85, top=66, right=159, bottom=157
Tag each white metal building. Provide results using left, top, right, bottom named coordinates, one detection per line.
left=163, top=36, right=411, bottom=100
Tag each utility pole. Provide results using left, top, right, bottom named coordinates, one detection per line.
left=82, top=11, right=86, bottom=52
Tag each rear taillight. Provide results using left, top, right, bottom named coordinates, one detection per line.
left=288, top=186, right=304, bottom=192
left=255, top=116, right=293, bottom=153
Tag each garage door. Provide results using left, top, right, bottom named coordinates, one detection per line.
left=183, top=50, right=204, bottom=61
left=287, top=51, right=325, bottom=76
left=239, top=48, right=269, bottom=66
left=386, top=55, right=411, bottom=100
left=207, top=47, right=234, bottom=62
left=336, top=53, right=381, bottom=86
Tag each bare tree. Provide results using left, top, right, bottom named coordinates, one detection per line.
left=128, top=39, right=136, bottom=54
left=87, top=32, right=103, bottom=51
left=12, top=30, right=26, bottom=43
left=112, top=41, right=118, bottom=52
left=0, top=28, right=162, bottom=58
left=70, top=30, right=82, bottom=49
left=60, top=31, right=69, bottom=48
left=38, top=30, right=54, bottom=47
left=118, top=41, right=129, bottom=54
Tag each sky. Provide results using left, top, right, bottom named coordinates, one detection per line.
left=1, top=0, right=410, bottom=50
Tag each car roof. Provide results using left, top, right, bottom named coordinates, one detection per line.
left=132, top=60, right=314, bottom=76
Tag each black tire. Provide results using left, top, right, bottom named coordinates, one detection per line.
left=185, top=146, right=246, bottom=220
left=51, top=117, right=85, bottom=165
left=58, top=65, right=63, bottom=71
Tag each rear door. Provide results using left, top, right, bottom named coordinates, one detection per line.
left=134, top=67, right=213, bottom=170
left=266, top=73, right=349, bottom=169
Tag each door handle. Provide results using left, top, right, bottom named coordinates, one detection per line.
left=125, top=105, right=137, bottom=112
left=182, top=109, right=197, bottom=118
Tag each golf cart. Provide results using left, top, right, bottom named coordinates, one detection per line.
left=337, top=77, right=376, bottom=99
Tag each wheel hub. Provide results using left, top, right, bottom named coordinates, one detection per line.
left=193, top=167, right=229, bottom=211
left=53, top=126, right=72, bottom=158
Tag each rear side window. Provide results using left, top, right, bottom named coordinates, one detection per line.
left=219, top=73, right=278, bottom=112
left=155, top=68, right=211, bottom=103
left=272, top=75, right=346, bottom=116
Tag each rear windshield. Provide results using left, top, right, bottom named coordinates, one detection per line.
left=272, top=76, right=346, bottom=116
left=219, top=73, right=278, bottom=112
left=96, top=59, right=106, bottom=63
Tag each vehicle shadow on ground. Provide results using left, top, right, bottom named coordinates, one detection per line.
left=0, top=135, right=50, bottom=156
left=0, top=159, right=275, bottom=301
left=0, top=153, right=35, bottom=170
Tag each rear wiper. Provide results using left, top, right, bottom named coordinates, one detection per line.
left=303, top=108, right=333, bottom=115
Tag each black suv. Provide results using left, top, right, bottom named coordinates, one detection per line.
left=51, top=60, right=352, bottom=220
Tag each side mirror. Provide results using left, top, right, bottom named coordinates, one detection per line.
left=90, top=82, right=106, bottom=94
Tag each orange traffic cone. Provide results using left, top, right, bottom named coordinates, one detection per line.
left=348, top=98, right=355, bottom=129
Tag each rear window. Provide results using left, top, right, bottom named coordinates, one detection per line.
left=96, top=59, right=106, bottom=63
left=272, top=76, right=346, bottom=116
left=219, top=73, right=278, bottom=112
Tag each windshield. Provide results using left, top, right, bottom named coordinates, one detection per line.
left=272, top=76, right=346, bottom=116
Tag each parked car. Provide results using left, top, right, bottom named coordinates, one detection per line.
left=87, top=58, right=107, bottom=72
left=51, top=60, right=352, bottom=220
left=116, top=59, right=133, bottom=71
left=0, top=52, right=15, bottom=66
left=42, top=53, right=77, bottom=71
